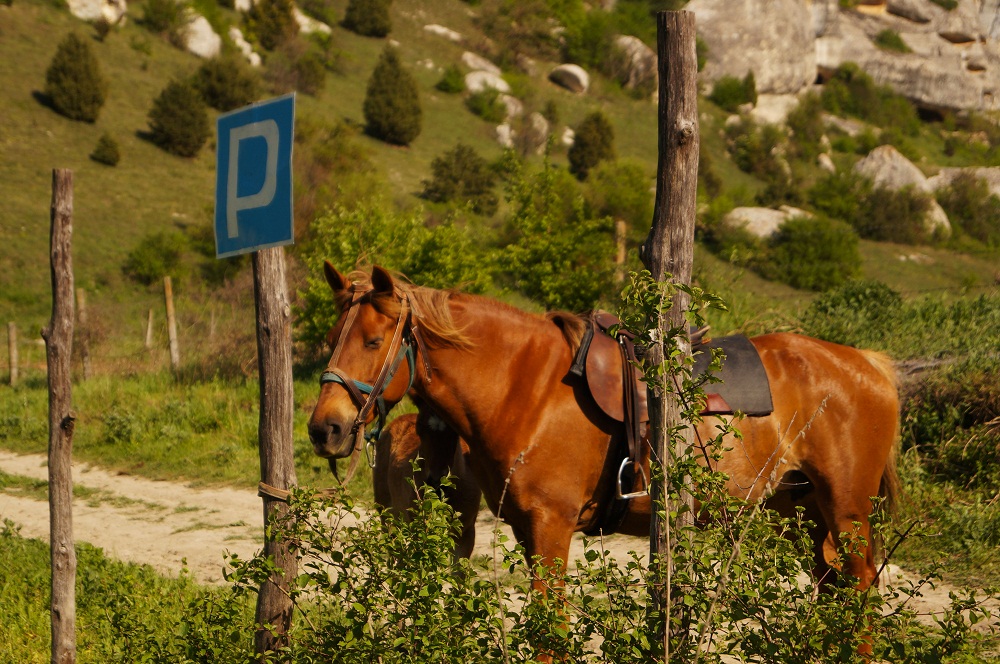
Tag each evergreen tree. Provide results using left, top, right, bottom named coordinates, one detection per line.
left=90, top=133, right=121, bottom=166
left=422, top=143, right=498, bottom=215
left=363, top=46, right=422, bottom=146
left=147, top=79, right=211, bottom=157
left=44, top=32, right=108, bottom=122
left=568, top=111, right=615, bottom=181
left=248, top=0, right=299, bottom=51
left=194, top=56, right=260, bottom=111
left=342, top=0, right=392, bottom=37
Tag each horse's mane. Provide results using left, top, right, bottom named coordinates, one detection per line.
left=336, top=270, right=588, bottom=354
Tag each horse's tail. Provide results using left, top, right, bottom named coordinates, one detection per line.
left=863, top=349, right=901, bottom=517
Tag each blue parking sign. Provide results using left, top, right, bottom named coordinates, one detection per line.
left=214, top=94, right=295, bottom=258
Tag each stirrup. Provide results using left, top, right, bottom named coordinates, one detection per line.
left=616, top=457, right=649, bottom=500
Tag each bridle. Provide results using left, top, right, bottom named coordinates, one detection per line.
left=318, top=283, right=432, bottom=478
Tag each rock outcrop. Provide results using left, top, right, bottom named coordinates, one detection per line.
left=723, top=206, right=813, bottom=239
left=465, top=71, right=509, bottom=94
left=183, top=13, right=221, bottom=59
left=853, top=145, right=952, bottom=234
left=66, top=0, right=126, bottom=24
left=611, top=35, right=657, bottom=92
left=548, top=64, right=589, bottom=94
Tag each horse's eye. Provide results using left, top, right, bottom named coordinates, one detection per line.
left=365, top=337, right=383, bottom=349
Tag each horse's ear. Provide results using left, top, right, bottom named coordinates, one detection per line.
left=324, top=261, right=348, bottom=294
left=371, top=265, right=395, bottom=295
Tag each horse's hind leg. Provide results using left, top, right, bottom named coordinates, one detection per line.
left=811, top=477, right=880, bottom=591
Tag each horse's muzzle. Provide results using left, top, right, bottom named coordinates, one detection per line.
left=308, top=419, right=354, bottom=459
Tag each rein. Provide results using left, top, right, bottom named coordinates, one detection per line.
left=319, top=283, right=429, bottom=483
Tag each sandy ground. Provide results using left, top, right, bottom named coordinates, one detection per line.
left=0, top=449, right=993, bottom=632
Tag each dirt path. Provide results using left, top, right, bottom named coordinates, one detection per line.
left=0, top=450, right=991, bottom=631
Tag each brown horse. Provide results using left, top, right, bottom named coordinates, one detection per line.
left=373, top=409, right=481, bottom=561
left=308, top=264, right=899, bottom=591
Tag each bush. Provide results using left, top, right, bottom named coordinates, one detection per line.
left=363, top=46, right=421, bottom=145
left=584, top=159, right=653, bottom=229
left=435, top=64, right=465, bottom=93
left=421, top=143, right=499, bottom=216
left=756, top=216, right=861, bottom=291
left=821, top=63, right=920, bottom=135
left=786, top=92, right=826, bottom=161
left=264, top=38, right=328, bottom=96
left=342, top=0, right=391, bottom=37
left=856, top=184, right=934, bottom=243
left=936, top=171, right=1000, bottom=246
left=246, top=0, right=298, bottom=51
left=147, top=79, right=211, bottom=157
left=122, top=231, right=186, bottom=285
left=142, top=0, right=186, bottom=46
left=568, top=111, right=616, bottom=181
left=464, top=87, right=506, bottom=123
left=193, top=56, right=260, bottom=111
left=874, top=29, right=911, bottom=53
left=90, top=132, right=120, bottom=166
left=44, top=32, right=108, bottom=122
left=561, top=8, right=615, bottom=72
left=708, top=71, right=757, bottom=113
left=476, top=0, right=560, bottom=67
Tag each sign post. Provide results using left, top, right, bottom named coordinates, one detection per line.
left=215, top=94, right=297, bottom=656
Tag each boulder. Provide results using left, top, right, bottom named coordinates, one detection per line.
left=229, top=26, right=261, bottom=67
left=461, top=51, right=500, bottom=75
left=295, top=7, right=331, bottom=35
left=66, top=0, right=126, bottom=23
left=424, top=23, right=463, bottom=42
left=183, top=13, right=221, bottom=59
left=980, top=0, right=1000, bottom=41
left=611, top=35, right=657, bottom=91
left=853, top=145, right=951, bottom=234
left=749, top=94, right=801, bottom=125
left=688, top=0, right=816, bottom=94
left=927, top=166, right=1000, bottom=197
left=548, top=63, right=589, bottom=94
left=723, top=206, right=813, bottom=239
left=499, top=94, right=523, bottom=119
left=496, top=123, right=514, bottom=149
left=521, top=112, right=550, bottom=155
left=818, top=152, right=837, bottom=173
left=465, top=71, right=510, bottom=94
left=561, top=126, right=575, bottom=147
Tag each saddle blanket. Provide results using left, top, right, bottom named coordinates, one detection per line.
left=692, top=335, right=773, bottom=416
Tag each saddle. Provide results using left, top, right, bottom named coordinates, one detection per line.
left=569, top=312, right=773, bottom=527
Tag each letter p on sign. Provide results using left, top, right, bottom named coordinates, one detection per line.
left=214, top=94, right=294, bottom=258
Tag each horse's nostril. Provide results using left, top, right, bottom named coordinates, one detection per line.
left=330, top=423, right=342, bottom=437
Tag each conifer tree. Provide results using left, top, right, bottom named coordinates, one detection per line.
left=343, top=0, right=392, bottom=37
left=44, top=32, right=108, bottom=122
left=363, top=46, right=422, bottom=146
left=248, top=0, right=299, bottom=51
left=147, top=79, right=211, bottom=157
left=568, top=111, right=616, bottom=181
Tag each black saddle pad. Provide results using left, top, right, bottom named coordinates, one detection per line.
left=692, top=335, right=773, bottom=416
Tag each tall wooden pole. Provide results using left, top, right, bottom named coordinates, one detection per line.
left=642, top=11, right=699, bottom=660
left=8, top=322, right=18, bottom=386
left=43, top=168, right=77, bottom=664
left=163, top=276, right=180, bottom=372
left=145, top=309, right=154, bottom=350
left=252, top=246, right=297, bottom=657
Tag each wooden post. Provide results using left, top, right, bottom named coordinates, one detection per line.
left=642, top=11, right=699, bottom=659
left=42, top=168, right=77, bottom=664
left=615, top=218, right=628, bottom=284
left=163, top=277, right=180, bottom=372
left=8, top=322, right=17, bottom=386
left=251, top=246, right=297, bottom=657
left=145, top=309, right=154, bottom=350
left=75, top=288, right=91, bottom=380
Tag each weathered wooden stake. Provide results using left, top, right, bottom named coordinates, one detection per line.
left=163, top=276, right=180, bottom=372
left=252, top=246, right=297, bottom=657
left=145, top=309, right=154, bottom=350
left=8, top=322, right=17, bottom=386
left=615, top=218, right=628, bottom=284
left=43, top=168, right=77, bottom=664
left=75, top=288, right=91, bottom=380
left=642, top=11, right=699, bottom=660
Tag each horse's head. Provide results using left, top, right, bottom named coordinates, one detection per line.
left=308, top=263, right=419, bottom=459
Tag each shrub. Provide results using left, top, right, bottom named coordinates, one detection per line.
left=122, top=231, right=186, bottom=285
left=93, top=17, right=113, bottom=41
left=44, top=32, right=108, bottom=122
left=297, top=0, right=336, bottom=27
left=147, top=78, right=211, bottom=157
left=421, top=143, right=499, bottom=215
left=363, top=46, right=421, bottom=145
left=464, top=87, right=507, bottom=123
left=584, top=159, right=653, bottom=229
left=756, top=216, right=861, bottom=291
left=856, top=184, right=933, bottom=243
left=246, top=0, right=298, bottom=51
left=786, top=92, right=825, bottom=161
left=874, top=29, right=911, bottom=53
left=936, top=171, right=1000, bottom=246
left=476, top=0, right=560, bottom=67
left=142, top=0, right=186, bottom=46
left=561, top=8, right=615, bottom=72
left=264, top=38, right=327, bottom=95
left=193, top=56, right=260, bottom=111
left=435, top=64, right=465, bottom=93
left=708, top=71, right=757, bottom=113
left=568, top=111, right=616, bottom=181
left=821, top=63, right=920, bottom=135
left=90, top=133, right=120, bottom=166
left=807, top=170, right=871, bottom=223
left=342, top=0, right=391, bottom=37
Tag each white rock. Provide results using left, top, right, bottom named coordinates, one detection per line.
left=561, top=126, right=575, bottom=147
left=66, top=0, right=125, bottom=23
left=854, top=145, right=952, bottom=235
left=496, top=123, right=514, bottom=148
left=548, top=63, right=590, bottom=93
left=228, top=26, right=262, bottom=67
left=424, top=23, right=463, bottom=42
left=461, top=51, right=500, bottom=75
left=724, top=206, right=812, bottom=239
left=465, top=70, right=510, bottom=94
left=294, top=7, right=331, bottom=35
left=499, top=94, right=523, bottom=119
left=749, top=94, right=801, bottom=125
left=184, top=13, right=221, bottom=59
left=928, top=166, right=1000, bottom=197
left=818, top=152, right=837, bottom=173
